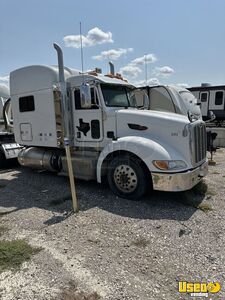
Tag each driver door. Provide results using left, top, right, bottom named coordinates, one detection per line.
left=72, top=86, right=103, bottom=143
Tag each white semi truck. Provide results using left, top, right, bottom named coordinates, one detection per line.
left=0, top=84, right=22, bottom=167
left=9, top=45, right=208, bottom=199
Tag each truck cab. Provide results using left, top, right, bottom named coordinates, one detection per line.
left=10, top=64, right=208, bottom=199
left=140, top=85, right=201, bottom=120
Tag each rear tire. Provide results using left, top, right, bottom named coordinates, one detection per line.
left=107, top=155, right=148, bottom=200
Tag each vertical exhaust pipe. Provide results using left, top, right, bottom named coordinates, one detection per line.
left=109, top=61, right=115, bottom=76
left=53, top=43, right=68, bottom=137
left=53, top=43, right=78, bottom=213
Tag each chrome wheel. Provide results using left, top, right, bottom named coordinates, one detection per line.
left=113, top=164, right=138, bottom=193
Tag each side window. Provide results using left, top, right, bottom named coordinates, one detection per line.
left=215, top=91, right=223, bottom=105
left=19, top=95, right=35, bottom=112
left=200, top=92, right=208, bottom=102
left=74, top=87, right=99, bottom=110
left=90, top=87, right=99, bottom=109
left=150, top=87, right=175, bottom=113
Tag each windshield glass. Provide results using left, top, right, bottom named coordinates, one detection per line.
left=101, top=84, right=138, bottom=107
left=179, top=91, right=197, bottom=105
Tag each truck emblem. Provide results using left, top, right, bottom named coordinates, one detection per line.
left=76, top=119, right=90, bottom=136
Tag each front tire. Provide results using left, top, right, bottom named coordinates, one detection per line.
left=107, top=155, right=148, bottom=200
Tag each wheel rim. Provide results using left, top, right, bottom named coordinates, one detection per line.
left=113, top=164, right=138, bottom=193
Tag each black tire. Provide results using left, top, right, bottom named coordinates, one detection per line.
left=107, top=155, right=148, bottom=200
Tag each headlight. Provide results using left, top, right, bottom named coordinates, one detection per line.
left=152, top=160, right=187, bottom=170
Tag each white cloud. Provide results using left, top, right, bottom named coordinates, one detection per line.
left=134, top=77, right=160, bottom=87
left=176, top=83, right=189, bottom=88
left=148, top=78, right=161, bottom=86
left=131, top=54, right=157, bottom=66
left=92, top=48, right=133, bottom=61
left=119, top=53, right=157, bottom=79
left=154, top=66, right=174, bottom=77
left=120, top=65, right=142, bottom=78
left=63, top=27, right=113, bottom=48
left=0, top=75, right=9, bottom=83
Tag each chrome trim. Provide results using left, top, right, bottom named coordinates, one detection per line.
left=190, top=122, right=207, bottom=166
left=152, top=161, right=208, bottom=192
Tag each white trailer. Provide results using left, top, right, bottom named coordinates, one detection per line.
left=9, top=48, right=208, bottom=199
left=188, top=84, right=225, bottom=125
left=0, top=84, right=22, bottom=166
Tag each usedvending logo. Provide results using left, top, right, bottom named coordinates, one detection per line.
left=178, top=281, right=221, bottom=297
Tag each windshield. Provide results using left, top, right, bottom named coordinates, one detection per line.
left=101, top=84, right=138, bottom=107
left=179, top=91, right=197, bottom=105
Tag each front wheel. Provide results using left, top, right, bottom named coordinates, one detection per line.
left=107, top=155, right=148, bottom=200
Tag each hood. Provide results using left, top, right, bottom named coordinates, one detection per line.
left=116, top=109, right=192, bottom=164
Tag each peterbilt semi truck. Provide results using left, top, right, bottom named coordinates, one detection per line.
left=0, top=84, right=21, bottom=167
left=9, top=46, right=208, bottom=199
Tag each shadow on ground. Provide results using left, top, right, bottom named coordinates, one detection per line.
left=0, top=167, right=207, bottom=223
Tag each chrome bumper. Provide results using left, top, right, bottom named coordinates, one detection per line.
left=152, top=161, right=208, bottom=192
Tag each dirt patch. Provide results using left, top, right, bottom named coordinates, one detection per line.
left=56, top=282, right=101, bottom=300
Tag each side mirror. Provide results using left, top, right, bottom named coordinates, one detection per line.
left=80, top=83, right=92, bottom=108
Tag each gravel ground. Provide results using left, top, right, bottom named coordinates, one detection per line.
left=0, top=150, right=224, bottom=300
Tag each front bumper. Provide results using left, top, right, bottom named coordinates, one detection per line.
left=151, top=161, right=208, bottom=192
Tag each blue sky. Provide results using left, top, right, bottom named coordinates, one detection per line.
left=1, top=0, right=225, bottom=87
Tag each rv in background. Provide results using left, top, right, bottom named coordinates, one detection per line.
left=188, top=84, right=225, bottom=126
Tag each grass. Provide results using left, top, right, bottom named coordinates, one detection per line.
left=57, top=282, right=100, bottom=300
left=193, top=181, right=216, bottom=196
left=0, top=239, right=42, bottom=273
left=177, top=181, right=215, bottom=213
left=130, top=238, right=149, bottom=248
left=197, top=203, right=214, bottom=212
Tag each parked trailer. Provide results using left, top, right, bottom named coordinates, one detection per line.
left=10, top=47, right=208, bottom=199
left=0, top=84, right=22, bottom=167
left=188, top=84, right=225, bottom=125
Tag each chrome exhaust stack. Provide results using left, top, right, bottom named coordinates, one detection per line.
left=109, top=61, right=115, bottom=76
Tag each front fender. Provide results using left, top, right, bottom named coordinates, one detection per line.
left=96, top=136, right=179, bottom=183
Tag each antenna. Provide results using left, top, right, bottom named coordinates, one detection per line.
left=80, top=21, right=84, bottom=74
left=144, top=54, right=148, bottom=85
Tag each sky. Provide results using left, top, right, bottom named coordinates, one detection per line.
left=1, top=0, right=225, bottom=88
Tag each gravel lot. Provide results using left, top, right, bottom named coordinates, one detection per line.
left=0, top=149, right=224, bottom=300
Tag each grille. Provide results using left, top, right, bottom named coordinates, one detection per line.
left=192, top=122, right=207, bottom=164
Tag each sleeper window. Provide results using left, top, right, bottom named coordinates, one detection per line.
left=19, top=95, right=35, bottom=112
